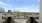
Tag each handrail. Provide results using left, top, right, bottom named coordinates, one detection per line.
left=35, top=19, right=40, bottom=23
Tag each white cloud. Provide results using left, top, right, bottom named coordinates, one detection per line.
left=15, top=7, right=39, bottom=12
left=16, top=0, right=19, bottom=1
left=16, top=7, right=31, bottom=12
left=7, top=5, right=12, bottom=6
left=22, top=6, right=26, bottom=8
left=0, top=1, right=12, bottom=6
left=17, top=7, right=30, bottom=10
left=38, top=0, right=40, bottom=2
left=32, top=4, right=34, bottom=6
left=17, top=8, right=27, bottom=9
left=7, top=0, right=10, bottom=1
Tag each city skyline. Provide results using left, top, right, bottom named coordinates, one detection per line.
left=0, top=0, right=39, bottom=12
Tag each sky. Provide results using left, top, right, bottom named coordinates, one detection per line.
left=0, top=0, right=40, bottom=12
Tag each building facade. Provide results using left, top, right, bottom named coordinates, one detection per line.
left=0, top=7, right=5, bottom=13
left=8, top=10, right=12, bottom=13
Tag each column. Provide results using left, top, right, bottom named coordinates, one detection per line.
left=40, top=0, right=42, bottom=23
left=0, top=14, right=2, bottom=23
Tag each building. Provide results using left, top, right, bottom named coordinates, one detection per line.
left=2, top=12, right=39, bottom=19
left=0, top=7, right=5, bottom=13
left=8, top=10, right=12, bottom=13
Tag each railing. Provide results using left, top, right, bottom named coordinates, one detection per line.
left=2, top=17, right=39, bottom=23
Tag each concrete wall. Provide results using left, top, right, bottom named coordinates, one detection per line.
left=40, top=0, right=42, bottom=23
left=0, top=14, right=2, bottom=23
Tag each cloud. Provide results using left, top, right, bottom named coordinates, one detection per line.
left=32, top=4, right=34, bottom=6
left=17, top=7, right=30, bottom=9
left=17, top=8, right=27, bottom=9
left=38, top=0, right=40, bottom=2
left=0, top=1, right=12, bottom=6
left=15, top=7, right=31, bottom=12
left=7, top=0, right=10, bottom=1
left=7, top=5, right=12, bottom=6
left=0, top=1, right=7, bottom=5
left=15, top=6, right=39, bottom=12
left=16, top=0, right=19, bottom=1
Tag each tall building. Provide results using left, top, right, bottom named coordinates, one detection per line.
left=0, top=7, right=5, bottom=13
left=8, top=10, right=12, bottom=13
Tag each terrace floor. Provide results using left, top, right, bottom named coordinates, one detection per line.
left=2, top=19, right=39, bottom=23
